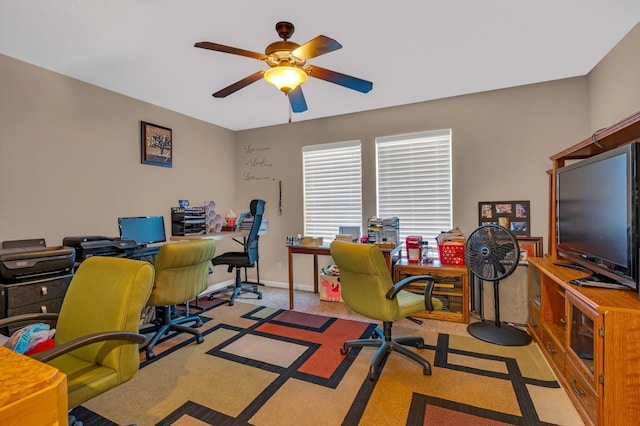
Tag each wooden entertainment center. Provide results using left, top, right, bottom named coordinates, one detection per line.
left=528, top=111, right=640, bottom=426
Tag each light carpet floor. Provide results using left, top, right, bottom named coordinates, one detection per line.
left=78, top=292, right=586, bottom=425
left=73, top=285, right=585, bottom=425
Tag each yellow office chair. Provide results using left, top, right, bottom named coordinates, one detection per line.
left=0, top=256, right=155, bottom=413
left=143, top=239, right=216, bottom=359
left=329, top=240, right=443, bottom=380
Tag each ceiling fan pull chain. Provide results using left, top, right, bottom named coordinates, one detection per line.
left=287, top=93, right=292, bottom=123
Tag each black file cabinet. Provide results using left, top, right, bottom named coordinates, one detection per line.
left=0, top=274, right=73, bottom=335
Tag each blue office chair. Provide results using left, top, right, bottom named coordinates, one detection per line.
left=211, top=199, right=265, bottom=305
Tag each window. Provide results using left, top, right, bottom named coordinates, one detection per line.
left=376, top=129, right=452, bottom=245
left=303, top=141, right=362, bottom=241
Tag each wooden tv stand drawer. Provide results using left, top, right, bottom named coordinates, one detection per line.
left=565, top=357, right=598, bottom=421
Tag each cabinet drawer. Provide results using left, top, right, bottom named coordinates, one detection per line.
left=528, top=302, right=542, bottom=340
left=565, top=358, right=598, bottom=423
left=4, top=276, right=71, bottom=308
left=3, top=297, right=64, bottom=335
left=7, top=297, right=65, bottom=317
left=541, top=327, right=565, bottom=371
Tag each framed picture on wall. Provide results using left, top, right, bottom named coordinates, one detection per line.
left=478, top=200, right=530, bottom=236
left=517, top=236, right=543, bottom=264
left=141, top=121, right=172, bottom=168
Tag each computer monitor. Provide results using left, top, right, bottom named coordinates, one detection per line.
left=118, top=216, right=166, bottom=247
left=339, top=226, right=361, bottom=242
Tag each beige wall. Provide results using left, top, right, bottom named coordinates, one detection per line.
left=1, top=22, right=639, bottom=290
left=0, top=54, right=240, bottom=284
left=236, top=23, right=640, bottom=289
left=236, top=79, right=589, bottom=287
left=588, top=23, right=640, bottom=131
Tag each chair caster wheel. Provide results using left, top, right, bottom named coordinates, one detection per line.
left=228, top=301, right=234, bottom=306
left=196, top=336, right=204, bottom=344
left=340, top=347, right=349, bottom=355
left=258, top=295, right=263, bottom=300
left=146, top=351, right=156, bottom=360
left=368, top=369, right=379, bottom=381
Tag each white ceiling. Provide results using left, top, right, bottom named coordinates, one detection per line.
left=1, top=1, right=639, bottom=131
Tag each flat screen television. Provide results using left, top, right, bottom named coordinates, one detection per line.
left=118, top=216, right=166, bottom=247
left=556, top=141, right=639, bottom=290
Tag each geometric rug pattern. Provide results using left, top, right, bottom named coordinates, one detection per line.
left=73, top=299, right=583, bottom=425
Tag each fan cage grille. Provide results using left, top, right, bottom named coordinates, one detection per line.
left=465, top=225, right=519, bottom=282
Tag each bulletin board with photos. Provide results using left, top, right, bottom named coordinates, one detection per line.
left=478, top=200, right=530, bottom=237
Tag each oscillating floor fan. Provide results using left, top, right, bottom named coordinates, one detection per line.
left=465, top=224, right=532, bottom=346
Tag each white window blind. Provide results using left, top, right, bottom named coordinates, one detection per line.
left=376, top=129, right=452, bottom=245
left=303, top=141, right=362, bottom=241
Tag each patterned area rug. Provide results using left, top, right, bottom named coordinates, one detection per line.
left=72, top=298, right=582, bottom=425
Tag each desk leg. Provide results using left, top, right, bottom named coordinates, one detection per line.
left=313, top=254, right=319, bottom=294
left=288, top=247, right=294, bottom=309
left=383, top=252, right=391, bottom=275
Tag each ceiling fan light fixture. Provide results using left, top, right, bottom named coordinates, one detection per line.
left=264, top=65, right=307, bottom=93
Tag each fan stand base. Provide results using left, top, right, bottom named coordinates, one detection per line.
left=467, top=321, right=532, bottom=346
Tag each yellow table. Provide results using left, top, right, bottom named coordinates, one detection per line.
left=0, top=346, right=68, bottom=425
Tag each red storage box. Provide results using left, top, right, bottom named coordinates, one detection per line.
left=437, top=242, right=465, bottom=265
left=405, top=236, right=423, bottom=263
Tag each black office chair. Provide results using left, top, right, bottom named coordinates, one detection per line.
left=211, top=199, right=265, bottom=305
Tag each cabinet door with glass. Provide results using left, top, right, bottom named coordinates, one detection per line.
left=565, top=292, right=603, bottom=394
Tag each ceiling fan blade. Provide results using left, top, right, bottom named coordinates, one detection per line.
left=306, top=65, right=373, bottom=93
left=288, top=86, right=308, bottom=113
left=195, top=41, right=267, bottom=61
left=291, top=35, right=342, bottom=61
left=213, top=70, right=266, bottom=98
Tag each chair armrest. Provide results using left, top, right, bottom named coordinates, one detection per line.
left=385, top=274, right=437, bottom=312
left=32, top=331, right=146, bottom=363
left=0, top=312, right=59, bottom=328
left=232, top=238, right=246, bottom=248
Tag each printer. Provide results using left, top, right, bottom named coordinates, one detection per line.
left=0, top=245, right=75, bottom=282
left=62, top=235, right=138, bottom=261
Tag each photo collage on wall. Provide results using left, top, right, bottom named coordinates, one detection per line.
left=478, top=200, right=530, bottom=237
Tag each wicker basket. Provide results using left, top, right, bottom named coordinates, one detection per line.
left=437, top=243, right=465, bottom=266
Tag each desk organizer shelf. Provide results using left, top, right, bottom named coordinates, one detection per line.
left=171, top=207, right=206, bottom=236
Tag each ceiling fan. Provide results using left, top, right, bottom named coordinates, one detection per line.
left=194, top=21, right=373, bottom=114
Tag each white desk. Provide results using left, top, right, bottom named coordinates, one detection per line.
left=169, top=230, right=248, bottom=242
